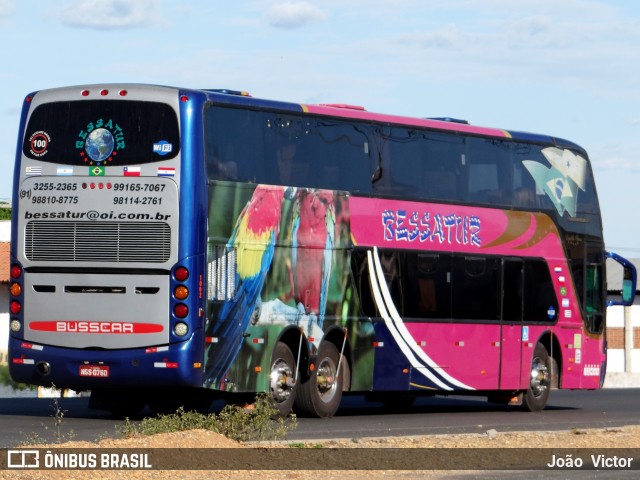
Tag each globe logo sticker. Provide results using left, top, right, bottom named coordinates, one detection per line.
left=85, top=128, right=115, bottom=163
left=75, top=118, right=125, bottom=165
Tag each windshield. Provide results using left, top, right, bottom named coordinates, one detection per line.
left=23, top=100, right=180, bottom=166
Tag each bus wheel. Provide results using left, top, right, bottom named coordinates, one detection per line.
left=269, top=341, right=298, bottom=417
left=295, top=342, right=343, bottom=418
left=522, top=342, right=551, bottom=412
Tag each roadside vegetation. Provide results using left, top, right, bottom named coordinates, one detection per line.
left=18, top=392, right=297, bottom=445
left=119, top=394, right=297, bottom=442
left=0, top=364, right=34, bottom=391
left=0, top=206, right=10, bottom=220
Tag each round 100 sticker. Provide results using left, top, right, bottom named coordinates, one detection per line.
left=29, top=131, right=51, bottom=157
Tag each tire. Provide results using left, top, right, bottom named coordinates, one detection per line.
left=269, top=341, right=298, bottom=417
left=295, top=342, right=343, bottom=418
left=522, top=342, right=551, bottom=412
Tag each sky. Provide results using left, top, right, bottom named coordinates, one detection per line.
left=1, top=0, right=640, bottom=256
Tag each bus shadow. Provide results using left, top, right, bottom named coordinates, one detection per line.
left=333, top=394, right=577, bottom=417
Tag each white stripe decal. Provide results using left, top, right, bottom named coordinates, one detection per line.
left=371, top=247, right=474, bottom=390
left=367, top=251, right=452, bottom=390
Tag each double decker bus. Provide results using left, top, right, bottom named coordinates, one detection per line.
left=9, top=84, right=636, bottom=417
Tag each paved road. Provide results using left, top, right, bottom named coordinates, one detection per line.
left=292, top=388, right=640, bottom=440
left=1, top=388, right=639, bottom=448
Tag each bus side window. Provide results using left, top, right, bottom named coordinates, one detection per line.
left=465, top=138, right=512, bottom=206
left=421, top=132, right=464, bottom=202
left=502, top=258, right=524, bottom=322
left=303, top=120, right=372, bottom=193
left=523, top=259, right=558, bottom=323
left=378, top=250, right=404, bottom=316
left=452, top=256, right=499, bottom=321
left=351, top=250, right=377, bottom=317
left=403, top=252, right=452, bottom=320
left=423, top=170, right=457, bottom=201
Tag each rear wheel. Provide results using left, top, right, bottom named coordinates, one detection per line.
left=269, top=341, right=298, bottom=417
left=522, top=342, right=551, bottom=412
left=295, top=342, right=343, bottom=418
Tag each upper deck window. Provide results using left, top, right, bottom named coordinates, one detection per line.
left=204, top=103, right=599, bottom=218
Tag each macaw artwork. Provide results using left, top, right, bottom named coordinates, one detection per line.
left=205, top=185, right=285, bottom=386
left=204, top=184, right=341, bottom=388
left=290, top=188, right=336, bottom=329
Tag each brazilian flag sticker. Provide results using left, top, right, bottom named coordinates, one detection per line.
left=89, top=166, right=105, bottom=176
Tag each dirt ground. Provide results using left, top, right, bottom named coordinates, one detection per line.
left=4, top=424, right=640, bottom=479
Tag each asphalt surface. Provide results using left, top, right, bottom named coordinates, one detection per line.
left=0, top=388, right=639, bottom=447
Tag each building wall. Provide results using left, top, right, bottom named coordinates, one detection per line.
left=1, top=220, right=10, bottom=365
left=0, top=288, right=7, bottom=364
left=606, top=305, right=640, bottom=373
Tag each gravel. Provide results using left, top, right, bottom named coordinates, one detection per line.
left=4, top=425, right=640, bottom=479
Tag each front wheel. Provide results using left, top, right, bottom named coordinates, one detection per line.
left=295, top=342, right=344, bottom=418
left=522, top=342, right=551, bottom=412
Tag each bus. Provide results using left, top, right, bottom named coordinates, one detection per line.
left=9, top=84, right=636, bottom=417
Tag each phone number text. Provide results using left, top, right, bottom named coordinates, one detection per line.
left=32, top=196, right=79, bottom=205
left=113, top=183, right=166, bottom=192
left=113, top=197, right=163, bottom=205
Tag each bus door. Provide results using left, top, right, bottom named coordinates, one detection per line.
left=499, top=258, right=524, bottom=389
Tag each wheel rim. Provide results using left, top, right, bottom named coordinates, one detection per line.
left=270, top=357, right=295, bottom=405
left=530, top=356, right=550, bottom=398
left=316, top=356, right=338, bottom=404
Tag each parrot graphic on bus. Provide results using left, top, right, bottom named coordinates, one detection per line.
left=204, top=185, right=336, bottom=388
left=290, top=188, right=335, bottom=330
left=205, top=185, right=284, bottom=386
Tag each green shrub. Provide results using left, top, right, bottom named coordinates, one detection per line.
left=119, top=394, right=297, bottom=443
left=0, top=364, right=34, bottom=391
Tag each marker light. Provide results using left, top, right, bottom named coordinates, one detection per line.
left=100, top=89, right=109, bottom=96
left=11, top=265, right=22, bottom=279
left=174, top=322, right=189, bottom=337
left=81, top=89, right=90, bottom=97
left=10, top=301, right=21, bottom=315
left=174, top=286, right=189, bottom=301
left=174, top=267, right=189, bottom=282
left=10, top=283, right=21, bottom=297
left=174, top=304, right=188, bottom=318
left=119, top=89, right=128, bottom=97
left=10, top=320, right=21, bottom=332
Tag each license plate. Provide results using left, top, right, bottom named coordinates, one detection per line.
left=79, top=365, right=110, bottom=378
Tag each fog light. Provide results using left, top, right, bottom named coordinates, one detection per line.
left=10, top=320, right=21, bottom=332
left=174, top=322, right=188, bottom=337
